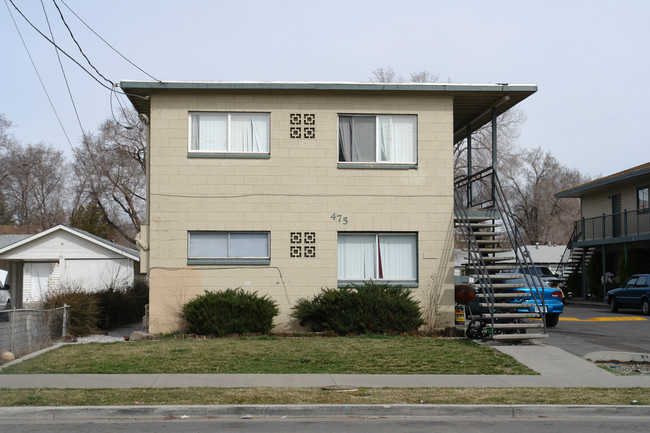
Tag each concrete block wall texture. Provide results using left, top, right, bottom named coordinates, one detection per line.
left=145, top=92, right=455, bottom=334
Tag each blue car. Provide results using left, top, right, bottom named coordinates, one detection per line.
left=508, top=286, right=564, bottom=327
left=605, top=274, right=650, bottom=315
left=468, top=285, right=564, bottom=327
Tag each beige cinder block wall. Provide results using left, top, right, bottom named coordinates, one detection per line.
left=146, top=91, right=455, bottom=334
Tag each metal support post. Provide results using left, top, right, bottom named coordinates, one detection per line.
left=491, top=108, right=497, bottom=205
left=467, top=123, right=472, bottom=208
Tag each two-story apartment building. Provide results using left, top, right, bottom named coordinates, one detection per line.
left=555, top=162, right=650, bottom=298
left=122, top=81, right=536, bottom=334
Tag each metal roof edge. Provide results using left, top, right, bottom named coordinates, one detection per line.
left=555, top=164, right=650, bottom=198
left=119, top=80, right=538, bottom=93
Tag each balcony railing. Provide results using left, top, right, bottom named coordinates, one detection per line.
left=577, top=210, right=650, bottom=242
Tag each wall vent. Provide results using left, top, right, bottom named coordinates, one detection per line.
left=289, top=114, right=316, bottom=139
left=290, top=232, right=316, bottom=258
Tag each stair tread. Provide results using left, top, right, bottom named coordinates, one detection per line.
left=464, top=256, right=515, bottom=262
left=480, top=313, right=541, bottom=319
left=479, top=302, right=536, bottom=308
left=490, top=323, right=544, bottom=329
left=492, top=333, right=548, bottom=340
left=476, top=293, right=525, bottom=298
left=470, top=274, right=524, bottom=280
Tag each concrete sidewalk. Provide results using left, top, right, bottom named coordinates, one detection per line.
left=1, top=343, right=650, bottom=389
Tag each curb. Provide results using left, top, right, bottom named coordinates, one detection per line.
left=0, top=404, right=649, bottom=421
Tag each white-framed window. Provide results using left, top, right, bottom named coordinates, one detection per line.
left=188, top=112, right=270, bottom=154
left=338, top=115, right=417, bottom=164
left=188, top=231, right=270, bottom=264
left=337, top=233, right=417, bottom=283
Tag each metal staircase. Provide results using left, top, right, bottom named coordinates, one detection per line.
left=454, top=168, right=549, bottom=341
left=556, top=223, right=595, bottom=281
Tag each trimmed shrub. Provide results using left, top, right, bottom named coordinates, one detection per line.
left=95, top=281, right=149, bottom=329
left=43, top=287, right=100, bottom=337
left=291, top=281, right=425, bottom=335
left=182, top=288, right=279, bottom=337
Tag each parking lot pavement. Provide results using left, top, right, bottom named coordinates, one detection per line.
left=545, top=302, right=650, bottom=357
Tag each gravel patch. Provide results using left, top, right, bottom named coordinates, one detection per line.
left=595, top=362, right=650, bottom=375
left=76, top=323, right=145, bottom=344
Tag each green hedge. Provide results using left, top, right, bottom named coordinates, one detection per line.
left=44, top=282, right=149, bottom=336
left=291, top=281, right=424, bottom=335
left=182, top=288, right=279, bottom=337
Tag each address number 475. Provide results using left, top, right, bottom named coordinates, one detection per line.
left=331, top=213, right=348, bottom=225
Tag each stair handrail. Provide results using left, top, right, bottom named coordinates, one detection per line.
left=453, top=188, right=496, bottom=329
left=490, top=171, right=547, bottom=332
left=555, top=222, right=583, bottom=279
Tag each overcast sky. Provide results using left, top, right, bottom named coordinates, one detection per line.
left=2, top=0, right=648, bottom=178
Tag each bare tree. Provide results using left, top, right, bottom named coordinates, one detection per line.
left=501, top=147, right=586, bottom=244
left=453, top=108, right=527, bottom=178
left=73, top=109, right=146, bottom=245
left=0, top=142, right=69, bottom=231
left=409, top=71, right=439, bottom=83
left=370, top=66, right=400, bottom=83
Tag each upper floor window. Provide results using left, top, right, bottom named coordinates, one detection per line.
left=638, top=187, right=649, bottom=213
left=189, top=112, right=269, bottom=154
left=338, top=115, right=416, bottom=164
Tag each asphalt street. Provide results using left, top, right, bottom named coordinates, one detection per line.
left=2, top=416, right=650, bottom=433
left=546, top=302, right=650, bottom=357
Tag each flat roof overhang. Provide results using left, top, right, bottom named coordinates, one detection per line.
left=120, top=81, right=537, bottom=144
left=555, top=162, right=650, bottom=198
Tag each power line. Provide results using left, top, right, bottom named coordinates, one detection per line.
left=3, top=0, right=74, bottom=151
left=40, top=0, right=85, bottom=136
left=50, top=0, right=114, bottom=88
left=59, top=0, right=160, bottom=82
left=7, top=0, right=116, bottom=92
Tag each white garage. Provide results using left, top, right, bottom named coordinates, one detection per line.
left=0, top=225, right=139, bottom=307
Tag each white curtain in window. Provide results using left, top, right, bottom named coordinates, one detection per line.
left=191, top=113, right=227, bottom=151
left=189, top=232, right=228, bottom=257
left=230, top=233, right=269, bottom=257
left=338, top=234, right=376, bottom=280
left=378, top=115, right=416, bottom=163
left=230, top=113, right=269, bottom=153
left=352, top=116, right=376, bottom=162
left=378, top=234, right=417, bottom=280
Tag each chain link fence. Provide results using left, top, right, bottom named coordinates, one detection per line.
left=0, top=306, right=69, bottom=358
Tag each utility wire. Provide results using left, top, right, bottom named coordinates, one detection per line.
left=59, top=0, right=160, bottom=82
left=4, top=0, right=74, bottom=150
left=50, top=0, right=114, bottom=88
left=7, top=0, right=116, bottom=92
left=8, top=0, right=150, bottom=101
left=40, top=0, right=85, bottom=135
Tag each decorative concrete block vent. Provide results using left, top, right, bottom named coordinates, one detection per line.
left=289, top=113, right=316, bottom=139
left=290, top=232, right=316, bottom=258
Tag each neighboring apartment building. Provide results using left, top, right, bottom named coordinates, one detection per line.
left=555, top=162, right=650, bottom=297
left=122, top=81, right=536, bottom=334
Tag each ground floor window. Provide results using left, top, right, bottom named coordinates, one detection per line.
left=337, top=232, right=417, bottom=283
left=188, top=231, right=270, bottom=264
